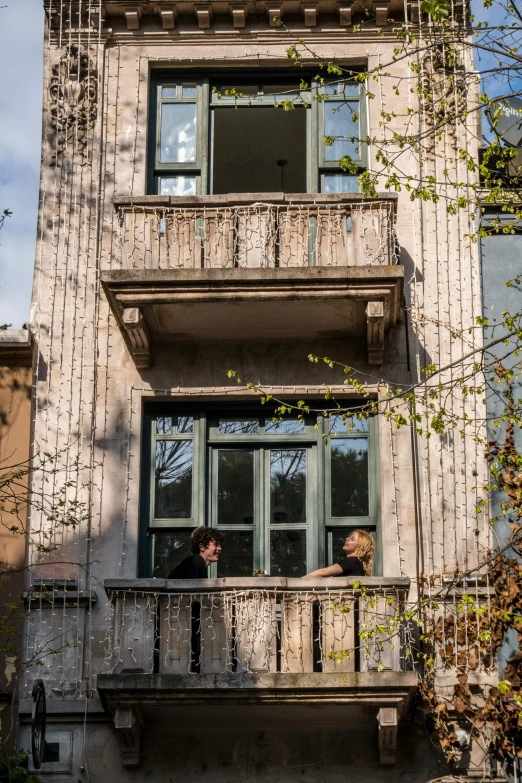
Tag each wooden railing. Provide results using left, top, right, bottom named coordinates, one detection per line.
left=103, top=577, right=410, bottom=677
left=114, top=194, right=397, bottom=271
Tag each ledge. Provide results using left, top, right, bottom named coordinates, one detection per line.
left=98, top=671, right=418, bottom=704
left=114, top=192, right=399, bottom=209
left=102, top=266, right=403, bottom=368
left=97, top=671, right=417, bottom=767
left=104, top=576, right=410, bottom=598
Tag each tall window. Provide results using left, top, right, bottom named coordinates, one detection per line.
left=141, top=407, right=380, bottom=577
left=148, top=73, right=367, bottom=195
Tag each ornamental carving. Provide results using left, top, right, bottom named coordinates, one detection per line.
left=49, top=44, right=97, bottom=164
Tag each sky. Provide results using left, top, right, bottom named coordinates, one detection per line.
left=0, top=0, right=44, bottom=329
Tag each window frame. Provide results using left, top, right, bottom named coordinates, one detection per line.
left=140, top=403, right=380, bottom=577
left=148, top=71, right=367, bottom=196
left=148, top=77, right=209, bottom=196
left=318, top=81, right=368, bottom=194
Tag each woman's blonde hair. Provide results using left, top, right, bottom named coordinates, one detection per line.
left=351, top=529, right=375, bottom=576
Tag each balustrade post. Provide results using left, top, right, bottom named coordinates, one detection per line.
left=113, top=592, right=156, bottom=673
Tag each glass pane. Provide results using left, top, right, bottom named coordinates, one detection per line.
left=217, top=530, right=254, bottom=577
left=324, top=101, right=360, bottom=160
left=270, top=530, right=307, bottom=577
left=328, top=414, right=368, bottom=433
left=341, top=82, right=360, bottom=97
left=270, top=449, right=306, bottom=524
left=178, top=416, right=194, bottom=433
left=330, top=527, right=375, bottom=565
left=162, top=86, right=178, bottom=98
left=155, top=440, right=193, bottom=518
left=153, top=530, right=192, bottom=577
left=218, top=450, right=254, bottom=524
left=160, top=102, right=197, bottom=162
left=331, top=438, right=369, bottom=516
left=156, top=416, right=173, bottom=434
left=265, top=418, right=305, bottom=434
left=160, top=176, right=196, bottom=196
left=218, top=419, right=260, bottom=434
left=323, top=174, right=360, bottom=194
left=182, top=85, right=197, bottom=97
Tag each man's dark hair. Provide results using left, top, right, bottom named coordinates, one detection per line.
left=190, top=526, right=224, bottom=555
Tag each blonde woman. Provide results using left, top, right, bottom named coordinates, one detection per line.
left=303, top=530, right=374, bottom=578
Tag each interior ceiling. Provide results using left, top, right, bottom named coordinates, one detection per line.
left=212, top=107, right=307, bottom=194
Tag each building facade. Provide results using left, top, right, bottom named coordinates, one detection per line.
left=18, top=2, right=495, bottom=781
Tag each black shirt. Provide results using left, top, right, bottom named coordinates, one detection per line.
left=167, top=554, right=208, bottom=579
left=337, top=556, right=365, bottom=576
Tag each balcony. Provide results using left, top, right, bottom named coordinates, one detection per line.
left=102, top=194, right=403, bottom=368
left=97, top=577, right=416, bottom=768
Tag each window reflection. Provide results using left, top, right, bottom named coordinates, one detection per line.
left=331, top=438, right=369, bottom=516
left=265, top=418, right=305, bottom=434
left=155, top=440, right=193, bottom=518
left=153, top=530, right=192, bottom=577
left=270, top=530, right=307, bottom=577
left=218, top=419, right=260, bottom=434
left=160, top=176, right=196, bottom=197
left=160, top=102, right=197, bottom=163
left=270, top=449, right=306, bottom=524
left=323, top=174, right=360, bottom=194
left=217, top=530, right=253, bottom=576
left=328, top=414, right=368, bottom=433
left=324, top=100, right=360, bottom=161
left=218, top=450, right=254, bottom=524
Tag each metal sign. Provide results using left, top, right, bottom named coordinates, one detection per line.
left=486, top=97, right=522, bottom=148
left=31, top=679, right=46, bottom=770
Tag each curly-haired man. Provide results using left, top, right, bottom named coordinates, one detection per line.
left=167, top=526, right=224, bottom=579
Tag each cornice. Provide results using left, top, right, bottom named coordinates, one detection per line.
left=44, top=0, right=419, bottom=36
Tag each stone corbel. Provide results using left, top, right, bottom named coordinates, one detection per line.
left=377, top=706, right=397, bottom=765
left=366, top=301, right=385, bottom=365
left=122, top=308, right=152, bottom=369
left=160, top=9, right=177, bottom=29
left=114, top=707, right=143, bottom=769
left=124, top=9, right=142, bottom=29
left=195, top=5, right=212, bottom=28
left=231, top=4, right=248, bottom=28
left=302, top=3, right=318, bottom=26
left=373, top=0, right=390, bottom=24
left=267, top=4, right=283, bottom=26
left=337, top=3, right=353, bottom=26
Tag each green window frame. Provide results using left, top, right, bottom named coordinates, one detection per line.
left=140, top=406, right=380, bottom=578
left=148, top=72, right=367, bottom=196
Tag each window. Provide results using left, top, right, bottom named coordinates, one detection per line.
left=148, top=73, right=367, bottom=195
left=141, top=406, right=380, bottom=578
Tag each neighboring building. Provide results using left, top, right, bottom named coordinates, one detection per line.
left=0, top=329, right=33, bottom=759
left=18, top=2, right=495, bottom=781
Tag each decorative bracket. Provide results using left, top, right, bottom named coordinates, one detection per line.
left=121, top=307, right=152, bottom=369
left=377, top=706, right=397, bottom=765
left=195, top=5, right=212, bottom=28
left=160, top=9, right=177, bottom=28
left=114, top=707, right=143, bottom=769
left=366, top=301, right=385, bottom=365
left=231, top=4, right=247, bottom=27
left=373, top=0, right=390, bottom=24
left=267, top=3, right=283, bottom=25
left=337, top=2, right=353, bottom=25
left=302, top=3, right=318, bottom=25
left=124, top=9, right=141, bottom=29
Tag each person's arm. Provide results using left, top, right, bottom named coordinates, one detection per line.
left=302, top=563, right=343, bottom=578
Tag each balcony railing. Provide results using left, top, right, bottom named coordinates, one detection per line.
left=114, top=194, right=398, bottom=272
left=103, top=577, right=410, bottom=676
